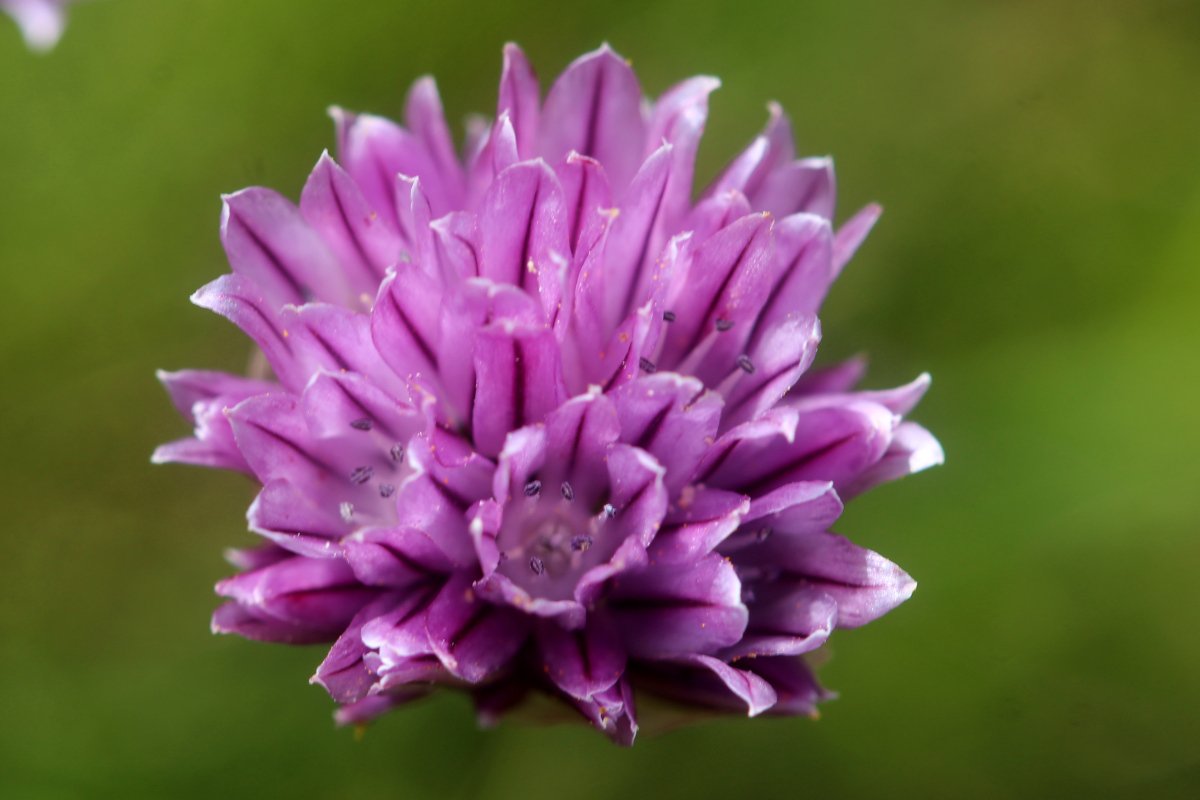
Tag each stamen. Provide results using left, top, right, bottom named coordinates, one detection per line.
left=571, top=534, right=593, bottom=552
left=390, top=444, right=405, bottom=462
left=339, top=502, right=355, bottom=523
left=378, top=483, right=395, bottom=498
left=601, top=503, right=617, bottom=519
left=350, top=418, right=373, bottom=431
left=715, top=318, right=734, bottom=332
left=755, top=527, right=772, bottom=542
left=662, top=310, right=677, bottom=322
left=736, top=354, right=756, bottom=374
left=529, top=556, right=546, bottom=576
left=349, top=466, right=374, bottom=485
left=560, top=481, right=575, bottom=501
left=524, top=479, right=542, bottom=497
left=638, top=357, right=657, bottom=374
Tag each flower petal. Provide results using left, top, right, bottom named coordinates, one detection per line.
left=478, top=159, right=569, bottom=317
left=221, top=187, right=349, bottom=308
left=300, top=152, right=400, bottom=290
left=539, top=44, right=646, bottom=192
left=611, top=373, right=722, bottom=494
left=699, top=401, right=896, bottom=495
left=652, top=487, right=749, bottom=564
left=425, top=573, right=531, bottom=683
left=833, top=202, right=882, bottom=276
left=404, top=76, right=467, bottom=211
left=472, top=323, right=566, bottom=458
left=645, top=75, right=720, bottom=233
left=607, top=554, right=747, bottom=659
left=214, top=556, right=374, bottom=643
left=753, top=157, right=836, bottom=220
left=738, top=530, right=917, bottom=627
left=343, top=527, right=460, bottom=588
left=497, top=43, right=541, bottom=160
left=840, top=421, right=944, bottom=498
left=535, top=616, right=626, bottom=701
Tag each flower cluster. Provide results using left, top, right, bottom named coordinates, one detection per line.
left=156, top=44, right=942, bottom=744
left=1, top=0, right=72, bottom=52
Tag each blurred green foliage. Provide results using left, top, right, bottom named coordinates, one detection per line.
left=1, top=1, right=1197, bottom=798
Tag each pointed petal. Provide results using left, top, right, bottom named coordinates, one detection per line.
left=404, top=76, right=466, bottom=210
left=370, top=267, right=444, bottom=392
left=840, top=421, right=944, bottom=498
left=705, top=102, right=794, bottom=200
left=313, top=592, right=402, bottom=703
left=657, top=212, right=774, bottom=373
left=300, top=152, right=400, bottom=291
left=535, top=617, right=626, bottom=701
left=598, top=143, right=673, bottom=330
left=214, top=556, right=374, bottom=642
left=753, top=157, right=836, bottom=220
left=607, top=554, right=747, bottom=659
left=738, top=530, right=917, bottom=627
left=498, top=43, right=541, bottom=159
left=751, top=213, right=835, bottom=333
left=559, top=152, right=612, bottom=257
left=737, top=480, right=844, bottom=539
left=699, top=401, right=896, bottom=496
left=539, top=45, right=646, bottom=192
left=656, top=654, right=779, bottom=716
left=722, top=582, right=835, bottom=659
left=221, top=188, right=349, bottom=307
left=156, top=369, right=275, bottom=423
left=300, top=370, right=421, bottom=443
left=391, top=432, right=493, bottom=565
left=425, top=573, right=531, bottom=683
left=478, top=159, right=569, bottom=315
left=472, top=323, right=566, bottom=458
left=343, top=527, right=460, bottom=588
left=718, top=315, right=822, bottom=430
left=611, top=373, right=722, bottom=494
left=332, top=110, right=449, bottom=225
left=652, top=487, right=749, bottom=564
left=543, top=388, right=621, bottom=500
left=645, top=75, right=720, bottom=232
left=749, top=656, right=831, bottom=717
left=833, top=202, right=882, bottom=276
left=190, top=274, right=304, bottom=391
left=568, top=676, right=638, bottom=746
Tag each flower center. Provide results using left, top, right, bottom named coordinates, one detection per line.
left=495, top=489, right=618, bottom=600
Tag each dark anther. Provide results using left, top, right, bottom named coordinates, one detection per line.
left=529, top=556, right=546, bottom=575
left=736, top=354, right=756, bottom=374
left=601, top=503, right=617, bottom=519
left=350, top=466, right=374, bottom=485
left=571, top=535, right=593, bottom=552
left=349, top=418, right=373, bottom=431
left=715, top=318, right=734, bottom=332
left=524, top=479, right=542, bottom=497
left=390, top=444, right=405, bottom=462
left=378, top=483, right=396, bottom=498
left=638, top=357, right=657, bottom=374
left=663, top=310, right=677, bottom=322
left=560, top=481, right=575, bottom=501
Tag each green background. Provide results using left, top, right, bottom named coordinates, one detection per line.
left=2, top=1, right=1197, bottom=797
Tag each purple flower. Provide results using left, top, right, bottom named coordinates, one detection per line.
left=0, top=0, right=72, bottom=52
left=156, top=44, right=942, bottom=744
